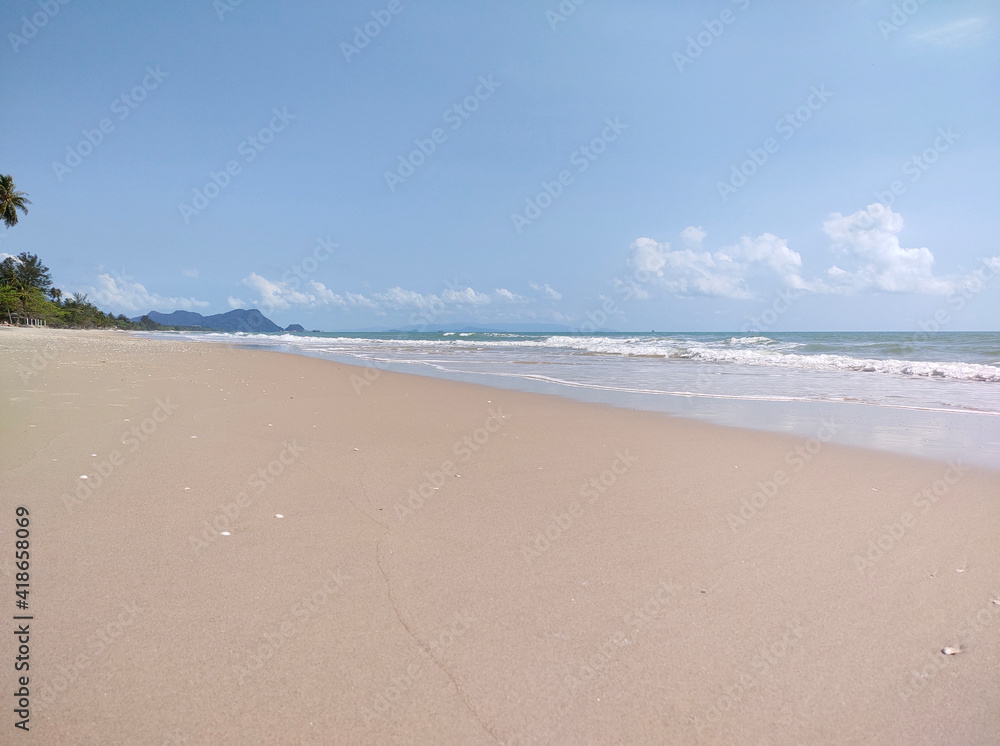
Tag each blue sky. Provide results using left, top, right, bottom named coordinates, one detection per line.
left=3, top=0, right=998, bottom=331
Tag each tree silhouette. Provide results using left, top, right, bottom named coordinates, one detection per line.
left=11, top=253, right=52, bottom=293
left=0, top=175, right=31, bottom=228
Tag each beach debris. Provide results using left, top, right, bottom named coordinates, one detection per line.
left=79, top=475, right=88, bottom=479
left=353, top=448, right=359, bottom=451
left=941, top=646, right=963, bottom=655
left=275, top=514, right=284, bottom=519
left=184, top=487, right=190, bottom=490
left=91, top=453, right=97, bottom=457
left=190, top=435, right=197, bottom=439
left=871, top=488, right=878, bottom=492
left=992, top=599, right=1000, bottom=606
left=220, top=531, right=231, bottom=536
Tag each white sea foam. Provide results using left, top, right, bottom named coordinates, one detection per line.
left=155, top=331, right=1000, bottom=383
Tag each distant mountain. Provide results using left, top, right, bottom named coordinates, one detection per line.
left=132, top=308, right=288, bottom=333
left=139, top=309, right=206, bottom=327
left=285, top=324, right=305, bottom=332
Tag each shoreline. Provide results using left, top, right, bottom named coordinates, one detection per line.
left=3, top=327, right=999, bottom=744
left=142, top=327, right=1000, bottom=472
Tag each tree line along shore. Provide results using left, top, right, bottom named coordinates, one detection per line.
left=1, top=173, right=180, bottom=330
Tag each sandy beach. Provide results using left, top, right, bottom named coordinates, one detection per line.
left=2, top=327, right=998, bottom=744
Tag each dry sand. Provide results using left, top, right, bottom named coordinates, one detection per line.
left=2, top=327, right=998, bottom=745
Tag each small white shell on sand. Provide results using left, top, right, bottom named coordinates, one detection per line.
left=79, top=475, right=88, bottom=479
left=941, top=647, right=962, bottom=655
left=353, top=448, right=359, bottom=451
left=220, top=531, right=231, bottom=536
left=275, top=514, right=284, bottom=518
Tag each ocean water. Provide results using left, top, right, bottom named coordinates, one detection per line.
left=150, top=331, right=1000, bottom=470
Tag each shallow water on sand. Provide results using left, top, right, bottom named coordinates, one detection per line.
left=142, top=331, right=1000, bottom=470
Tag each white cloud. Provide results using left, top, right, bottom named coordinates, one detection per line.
left=87, top=274, right=209, bottom=313
left=373, top=285, right=519, bottom=308
left=235, top=274, right=526, bottom=316
left=628, top=237, right=750, bottom=298
left=822, top=203, right=953, bottom=294
left=182, top=268, right=199, bottom=278
left=494, top=288, right=527, bottom=302
left=342, top=290, right=379, bottom=310
left=370, top=287, right=429, bottom=310
left=239, top=274, right=362, bottom=312
left=630, top=237, right=668, bottom=276
left=624, top=205, right=993, bottom=301
left=680, top=225, right=706, bottom=248
left=307, top=281, right=348, bottom=306
left=910, top=17, right=989, bottom=47
left=241, top=273, right=314, bottom=311
left=441, top=286, right=492, bottom=305
left=625, top=232, right=812, bottom=299
left=227, top=296, right=246, bottom=309
left=530, top=282, right=562, bottom=300
left=723, top=233, right=815, bottom=291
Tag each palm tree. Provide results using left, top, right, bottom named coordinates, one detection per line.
left=0, top=175, right=31, bottom=228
